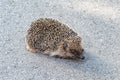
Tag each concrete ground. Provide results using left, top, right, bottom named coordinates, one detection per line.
left=0, top=0, right=120, bottom=80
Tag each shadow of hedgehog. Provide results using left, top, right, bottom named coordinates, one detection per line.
left=25, top=18, right=85, bottom=60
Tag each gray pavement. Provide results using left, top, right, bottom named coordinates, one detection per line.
left=0, top=0, right=120, bottom=80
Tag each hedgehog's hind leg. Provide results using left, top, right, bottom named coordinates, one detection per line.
left=25, top=38, right=39, bottom=53
left=26, top=45, right=39, bottom=53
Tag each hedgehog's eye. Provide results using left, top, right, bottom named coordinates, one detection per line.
left=63, top=42, right=68, bottom=50
left=70, top=49, right=78, bottom=55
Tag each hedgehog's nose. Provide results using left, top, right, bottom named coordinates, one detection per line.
left=82, top=49, right=84, bottom=52
left=81, top=56, right=85, bottom=60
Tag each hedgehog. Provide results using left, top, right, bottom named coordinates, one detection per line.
left=25, top=18, right=85, bottom=60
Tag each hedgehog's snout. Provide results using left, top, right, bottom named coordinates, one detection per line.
left=81, top=49, right=85, bottom=60
left=69, top=48, right=85, bottom=60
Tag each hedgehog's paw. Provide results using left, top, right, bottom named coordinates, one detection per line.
left=26, top=46, right=38, bottom=53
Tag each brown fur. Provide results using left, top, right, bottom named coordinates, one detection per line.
left=25, top=18, right=84, bottom=59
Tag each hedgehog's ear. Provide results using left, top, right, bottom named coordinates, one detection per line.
left=63, top=42, right=68, bottom=50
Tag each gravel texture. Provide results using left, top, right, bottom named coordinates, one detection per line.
left=0, top=0, right=120, bottom=80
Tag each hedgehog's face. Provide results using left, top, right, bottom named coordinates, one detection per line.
left=59, top=36, right=85, bottom=60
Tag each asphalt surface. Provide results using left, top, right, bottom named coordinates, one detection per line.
left=0, top=0, right=120, bottom=80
